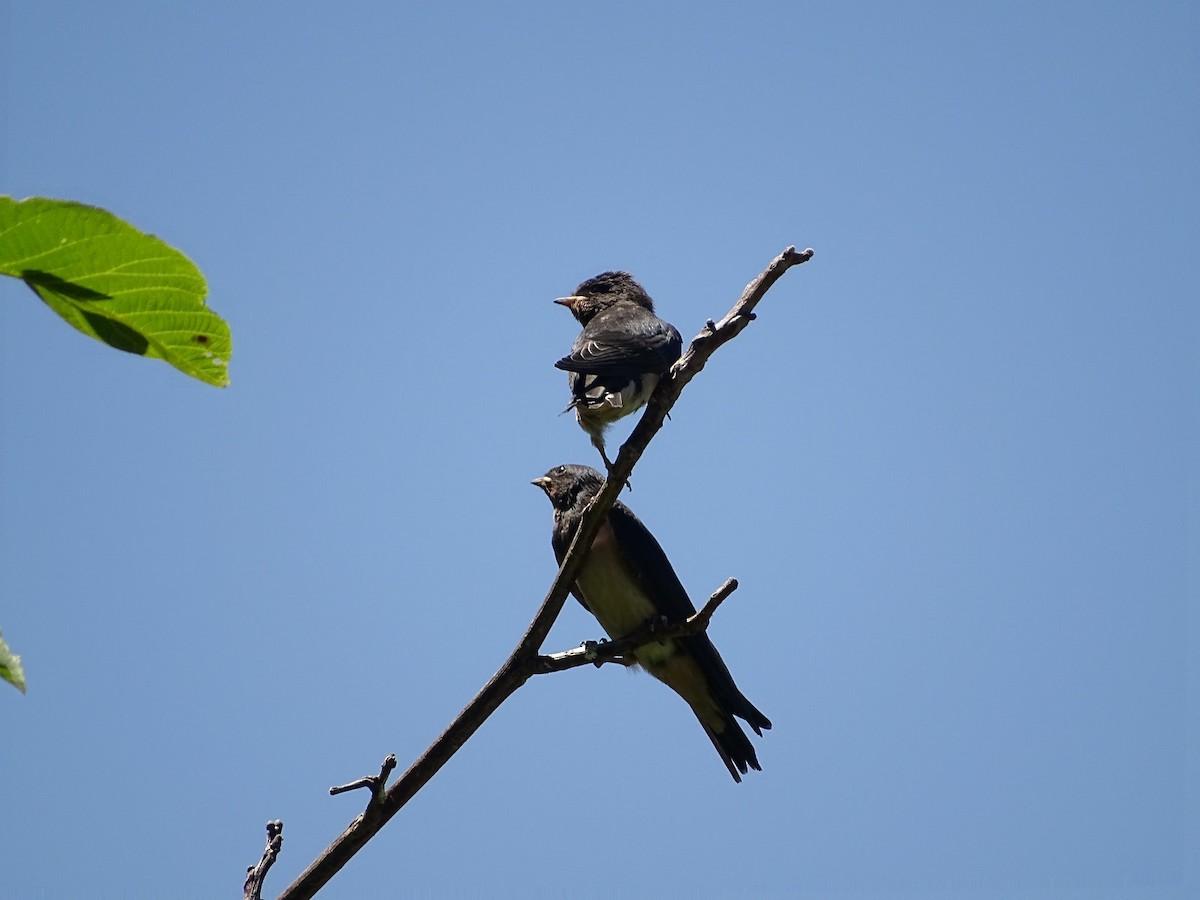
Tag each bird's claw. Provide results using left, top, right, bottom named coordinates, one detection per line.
left=645, top=614, right=670, bottom=635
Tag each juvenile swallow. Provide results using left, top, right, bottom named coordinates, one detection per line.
left=532, top=463, right=771, bottom=781
left=554, top=272, right=682, bottom=469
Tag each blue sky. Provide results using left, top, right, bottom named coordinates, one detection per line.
left=1, top=2, right=1196, bottom=898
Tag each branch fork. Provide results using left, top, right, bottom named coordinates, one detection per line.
left=329, top=755, right=398, bottom=810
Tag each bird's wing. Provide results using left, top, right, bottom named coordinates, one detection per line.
left=551, top=516, right=593, bottom=613
left=606, top=502, right=698, bottom=622
left=555, top=307, right=682, bottom=375
left=608, top=502, right=772, bottom=735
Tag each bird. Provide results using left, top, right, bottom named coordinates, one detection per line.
left=532, top=463, right=771, bottom=781
left=554, top=272, right=683, bottom=469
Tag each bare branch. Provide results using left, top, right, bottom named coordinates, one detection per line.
left=244, top=820, right=283, bottom=900
left=329, top=755, right=397, bottom=807
left=274, top=247, right=812, bottom=899
left=538, top=638, right=616, bottom=671
left=690, top=576, right=740, bottom=633
left=537, top=577, right=740, bottom=674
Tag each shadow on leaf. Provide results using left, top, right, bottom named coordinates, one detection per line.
left=79, top=311, right=150, bottom=355
left=23, top=269, right=150, bottom=355
left=22, top=269, right=110, bottom=301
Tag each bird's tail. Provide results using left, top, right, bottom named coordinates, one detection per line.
left=699, top=707, right=768, bottom=784
left=642, top=635, right=771, bottom=783
left=732, top=693, right=772, bottom=737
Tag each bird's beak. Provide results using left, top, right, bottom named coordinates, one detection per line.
left=531, top=476, right=552, bottom=492
left=554, top=295, right=582, bottom=310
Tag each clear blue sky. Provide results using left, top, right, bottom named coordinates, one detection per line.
left=2, top=2, right=1196, bottom=898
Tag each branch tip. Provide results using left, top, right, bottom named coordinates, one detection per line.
left=695, top=577, right=739, bottom=626
left=243, top=820, right=284, bottom=900
left=329, top=755, right=397, bottom=805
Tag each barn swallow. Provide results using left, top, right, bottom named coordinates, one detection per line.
left=532, top=463, right=770, bottom=781
left=554, top=272, right=683, bottom=469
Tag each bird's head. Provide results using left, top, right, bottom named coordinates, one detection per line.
left=554, top=271, right=654, bottom=325
left=531, top=464, right=606, bottom=511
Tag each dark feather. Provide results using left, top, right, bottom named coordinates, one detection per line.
left=555, top=303, right=682, bottom=376
left=607, top=505, right=773, bottom=736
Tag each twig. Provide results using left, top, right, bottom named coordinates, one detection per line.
left=689, top=576, right=739, bottom=632
left=329, top=755, right=397, bottom=807
left=244, top=820, right=283, bottom=900
left=274, top=246, right=812, bottom=899
left=609, top=246, right=816, bottom=483
left=537, top=577, right=739, bottom=674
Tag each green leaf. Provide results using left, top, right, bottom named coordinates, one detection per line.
left=0, top=196, right=231, bottom=387
left=0, top=629, right=25, bottom=694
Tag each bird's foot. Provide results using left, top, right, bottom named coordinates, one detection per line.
left=644, top=614, right=670, bottom=636
left=599, top=451, right=632, bottom=491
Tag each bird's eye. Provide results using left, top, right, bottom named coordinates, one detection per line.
left=554, top=465, right=566, bottom=475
